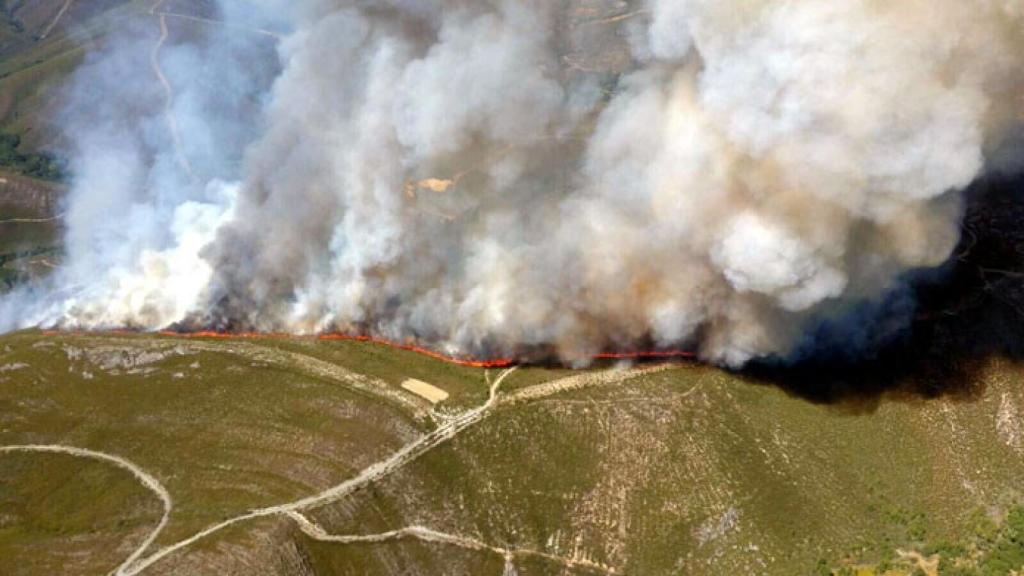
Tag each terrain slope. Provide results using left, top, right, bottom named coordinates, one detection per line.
left=1, top=330, right=1022, bottom=575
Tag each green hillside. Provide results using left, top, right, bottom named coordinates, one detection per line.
left=0, top=330, right=1021, bottom=575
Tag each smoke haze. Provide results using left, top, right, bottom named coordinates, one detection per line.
left=3, top=0, right=1023, bottom=366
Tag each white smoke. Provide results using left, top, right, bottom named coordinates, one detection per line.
left=3, top=0, right=1022, bottom=366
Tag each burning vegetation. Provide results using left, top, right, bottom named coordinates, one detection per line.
left=2, top=0, right=1024, bottom=368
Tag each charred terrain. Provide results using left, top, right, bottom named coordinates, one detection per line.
left=1, top=2, right=1024, bottom=576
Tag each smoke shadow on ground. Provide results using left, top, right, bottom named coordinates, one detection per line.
left=740, top=172, right=1024, bottom=411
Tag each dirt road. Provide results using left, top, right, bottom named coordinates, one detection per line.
left=13, top=361, right=671, bottom=574
left=0, top=444, right=172, bottom=576
left=287, top=510, right=618, bottom=575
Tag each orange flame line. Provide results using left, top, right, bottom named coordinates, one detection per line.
left=171, top=331, right=517, bottom=368
left=42, top=330, right=696, bottom=368
left=314, top=333, right=516, bottom=368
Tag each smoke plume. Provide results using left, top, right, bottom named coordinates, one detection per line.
left=2, top=0, right=1023, bottom=366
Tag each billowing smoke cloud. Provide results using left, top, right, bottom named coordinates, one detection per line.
left=2, top=0, right=1022, bottom=366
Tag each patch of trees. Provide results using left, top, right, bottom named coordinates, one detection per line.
left=0, top=132, right=65, bottom=181
left=921, top=505, right=1024, bottom=576
left=817, top=504, right=1024, bottom=575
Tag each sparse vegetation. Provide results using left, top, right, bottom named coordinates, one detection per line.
left=0, top=450, right=164, bottom=575
left=3, top=331, right=1021, bottom=575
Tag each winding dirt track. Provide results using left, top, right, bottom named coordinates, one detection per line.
left=148, top=0, right=194, bottom=180
left=0, top=444, right=172, bottom=576
left=502, top=364, right=673, bottom=406
left=0, top=214, right=63, bottom=224
left=286, top=510, right=618, bottom=575
left=146, top=1, right=284, bottom=183
left=155, top=11, right=282, bottom=39
left=119, top=363, right=668, bottom=574
left=40, top=0, right=74, bottom=39
left=3, top=357, right=674, bottom=574
left=119, top=367, right=519, bottom=575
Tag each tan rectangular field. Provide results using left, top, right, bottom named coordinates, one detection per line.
left=400, top=378, right=449, bottom=404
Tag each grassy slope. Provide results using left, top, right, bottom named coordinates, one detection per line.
left=271, top=338, right=503, bottom=412
left=0, top=451, right=164, bottom=575
left=1, top=331, right=1021, bottom=575
left=297, top=361, right=1024, bottom=576
left=0, top=331, right=430, bottom=551
left=0, top=169, right=62, bottom=290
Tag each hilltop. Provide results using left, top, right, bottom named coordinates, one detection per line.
left=0, top=330, right=1022, bottom=575
left=1, top=2, right=1024, bottom=574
